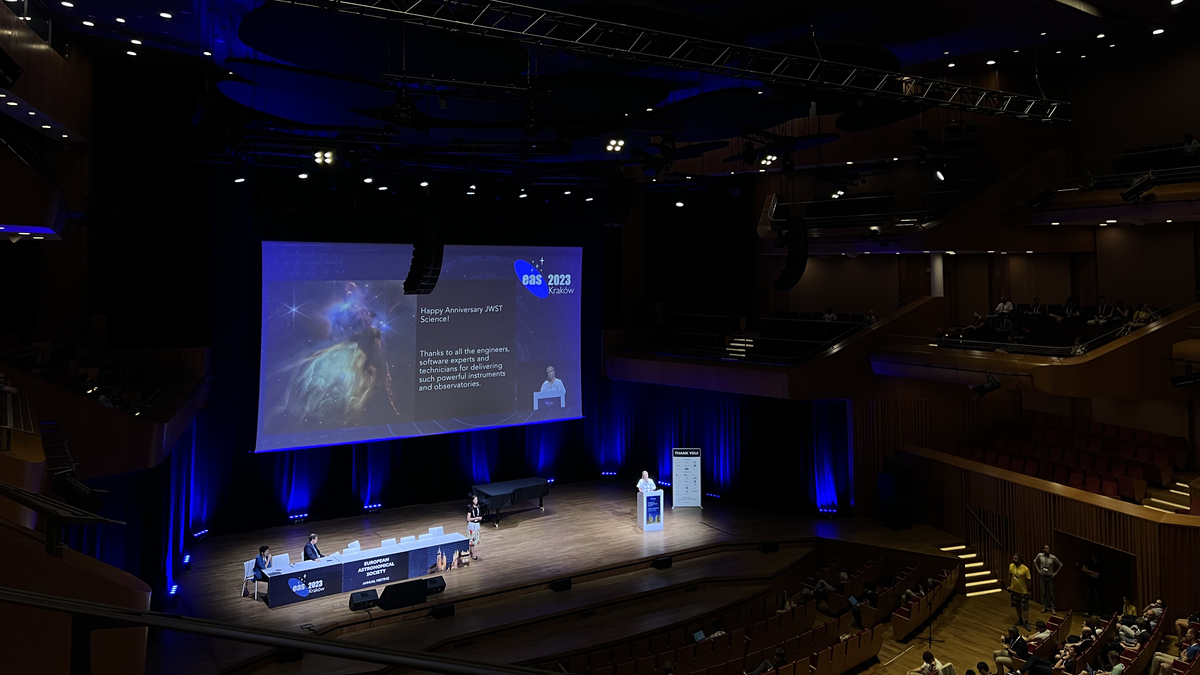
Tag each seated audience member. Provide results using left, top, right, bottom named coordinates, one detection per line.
left=1175, top=611, right=1200, bottom=640
left=994, top=626, right=1030, bottom=674
left=851, top=595, right=871, bottom=626
left=977, top=661, right=994, bottom=675
left=1110, top=301, right=1130, bottom=324
left=1026, top=298, right=1045, bottom=316
left=709, top=619, right=726, bottom=639
left=0, top=372, right=17, bottom=395
left=796, top=587, right=815, bottom=605
left=1074, top=625, right=1097, bottom=654
left=962, top=311, right=986, bottom=333
left=1099, top=650, right=1126, bottom=675
left=1152, top=629, right=1199, bottom=670
left=1016, top=644, right=1077, bottom=675
left=746, top=647, right=788, bottom=675
left=1050, top=297, right=1080, bottom=322
left=822, top=307, right=838, bottom=322
left=1122, top=597, right=1139, bottom=618
left=1071, top=337, right=1087, bottom=356
left=992, top=314, right=1014, bottom=336
left=813, top=577, right=834, bottom=600
left=1028, top=620, right=1052, bottom=644
left=907, top=651, right=943, bottom=675
left=663, top=663, right=674, bottom=675
left=1129, top=303, right=1155, bottom=328
left=864, top=309, right=878, bottom=325
left=834, top=571, right=849, bottom=594
left=1089, top=297, right=1114, bottom=325
left=993, top=296, right=1015, bottom=316
left=1185, top=133, right=1200, bottom=161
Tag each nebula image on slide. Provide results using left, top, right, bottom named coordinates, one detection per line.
left=262, top=280, right=416, bottom=435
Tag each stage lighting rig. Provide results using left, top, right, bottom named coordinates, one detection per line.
left=605, top=136, right=625, bottom=152
left=971, top=376, right=1001, bottom=397
left=314, top=150, right=333, bottom=165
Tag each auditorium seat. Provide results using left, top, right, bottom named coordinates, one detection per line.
left=1084, top=475, right=1101, bottom=493
left=997, top=455, right=1011, bottom=470
left=1101, top=479, right=1119, bottom=498
left=985, top=450, right=999, bottom=465
left=591, top=649, right=612, bottom=669
left=1094, top=456, right=1110, bottom=474
left=1038, top=462, right=1054, bottom=481
left=1063, top=447, right=1078, bottom=465
left=1127, top=463, right=1145, bottom=481
left=1023, top=460, right=1039, bottom=478
left=1049, top=445, right=1063, bottom=462
left=1053, top=465, right=1070, bottom=484
left=635, top=656, right=656, bottom=675
left=568, top=654, right=589, bottom=674
left=1069, top=473, right=1085, bottom=489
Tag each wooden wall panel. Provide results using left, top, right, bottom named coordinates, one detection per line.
left=850, top=396, right=1022, bottom=512
left=901, top=447, right=1200, bottom=622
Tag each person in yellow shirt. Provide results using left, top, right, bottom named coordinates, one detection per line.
left=1009, top=553, right=1032, bottom=629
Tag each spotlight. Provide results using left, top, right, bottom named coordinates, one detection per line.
left=420, top=181, right=429, bottom=187
left=675, top=201, right=684, bottom=207
left=605, top=137, right=625, bottom=152
left=82, top=20, right=94, bottom=26
left=987, top=60, right=997, bottom=65
left=971, top=376, right=1001, bottom=397
left=160, top=12, right=172, bottom=19
left=131, top=39, right=142, bottom=45
left=1153, top=28, right=1165, bottom=35
left=298, top=173, right=308, bottom=180
left=936, top=170, right=945, bottom=181
left=234, top=178, right=245, bottom=183
left=363, top=177, right=374, bottom=184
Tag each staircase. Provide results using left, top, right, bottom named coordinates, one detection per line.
left=940, top=543, right=1003, bottom=597
left=724, top=336, right=754, bottom=360
left=1141, top=479, right=1194, bottom=514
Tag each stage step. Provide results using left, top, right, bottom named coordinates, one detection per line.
left=944, top=542, right=1000, bottom=597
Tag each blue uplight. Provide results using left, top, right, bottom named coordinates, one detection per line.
left=192, top=529, right=209, bottom=538
left=168, top=585, right=179, bottom=596
left=705, top=493, right=721, bottom=499
left=600, top=471, right=617, bottom=476
left=182, top=554, right=191, bottom=564
left=658, top=481, right=672, bottom=487
left=546, top=478, right=555, bottom=483
left=288, top=513, right=308, bottom=520
left=363, top=503, right=382, bottom=510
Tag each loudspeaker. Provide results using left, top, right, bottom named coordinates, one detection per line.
left=0, top=47, right=22, bottom=89
left=377, top=579, right=427, bottom=611
left=403, top=240, right=444, bottom=295
left=548, top=578, right=572, bottom=593
left=652, top=557, right=673, bottom=570
left=773, top=223, right=809, bottom=291
left=758, top=542, right=780, bottom=554
left=426, top=576, right=446, bottom=596
left=430, top=603, right=455, bottom=619
left=349, top=589, right=378, bottom=611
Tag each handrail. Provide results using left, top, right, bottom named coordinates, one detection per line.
left=965, top=505, right=1003, bottom=548
left=0, top=586, right=549, bottom=675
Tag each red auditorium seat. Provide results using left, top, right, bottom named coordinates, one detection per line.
left=1110, top=458, right=1127, bottom=477
left=985, top=450, right=998, bottom=465
left=971, top=448, right=985, bottom=462
left=1152, top=450, right=1170, bottom=467
left=1117, top=476, right=1139, bottom=501
left=1034, top=412, right=1047, bottom=425
left=1049, top=445, right=1063, bottom=462
left=1135, top=430, right=1151, bottom=445
left=1167, top=436, right=1188, bottom=470
left=1084, top=475, right=1102, bottom=493
left=1120, top=427, right=1136, bottom=443
left=1038, top=462, right=1054, bottom=481
left=595, top=667, right=613, bottom=675
left=1094, top=456, right=1110, bottom=474
left=1063, top=447, right=1078, bottom=465
left=1069, top=473, right=1085, bottom=489
left=1151, top=432, right=1168, bottom=447
left=1103, top=424, right=1119, bottom=438
left=636, top=657, right=657, bottom=675
left=1032, top=428, right=1045, bottom=442
left=958, top=444, right=972, bottom=458
left=1135, top=446, right=1152, bottom=464
left=1075, top=419, right=1090, bottom=434
left=1077, top=452, right=1094, bottom=470
left=1023, top=461, right=1039, bottom=478
left=1088, top=437, right=1103, bottom=454
left=615, top=664, right=636, bottom=675
left=1127, top=463, right=1145, bottom=481
left=1045, top=429, right=1060, bottom=444
left=1047, top=413, right=1063, bottom=428
left=1120, top=444, right=1137, bottom=460
left=1053, top=464, right=1070, bottom=484
left=1101, top=479, right=1119, bottom=498
left=1035, top=444, right=1049, bottom=459
left=1074, top=434, right=1089, bottom=451
left=997, top=455, right=1011, bottom=470
left=1021, top=441, right=1035, bottom=456
left=1089, top=421, right=1105, bottom=436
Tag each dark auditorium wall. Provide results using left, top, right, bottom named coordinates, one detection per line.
left=760, top=254, right=904, bottom=318
left=1096, top=224, right=1196, bottom=308
left=1008, top=253, right=1072, bottom=307
left=950, top=254, right=991, bottom=325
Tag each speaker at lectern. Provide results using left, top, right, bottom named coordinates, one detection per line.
left=637, top=490, right=664, bottom=532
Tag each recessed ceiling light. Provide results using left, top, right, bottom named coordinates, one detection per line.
left=131, top=39, right=142, bottom=45
left=82, top=19, right=94, bottom=26
left=948, top=63, right=956, bottom=68
left=27, top=111, right=34, bottom=115
left=893, top=157, right=899, bottom=161
left=126, top=51, right=137, bottom=56
left=363, top=177, right=373, bottom=183
left=234, top=178, right=245, bottom=183
left=203, top=51, right=212, bottom=56
left=1096, top=33, right=1105, bottom=38
left=1081, top=55, right=1087, bottom=59
left=675, top=201, right=684, bottom=207
left=116, top=17, right=125, bottom=23
left=585, top=197, right=594, bottom=202
left=378, top=186, right=387, bottom=191
left=1172, top=0, right=1183, bottom=5
left=988, top=250, right=995, bottom=254
left=5, top=101, right=16, bottom=106
left=1040, top=32, right=1047, bottom=36
left=1166, top=219, right=1173, bottom=222
left=160, top=12, right=172, bottom=19
left=298, top=173, right=308, bottom=179
left=419, top=181, right=429, bottom=187
left=62, top=134, right=68, bottom=138
left=757, top=91, right=763, bottom=94
left=18, top=232, right=30, bottom=235
left=1056, top=50, right=1062, bottom=54
left=61, top=1, right=73, bottom=6
left=1106, top=219, right=1117, bottom=223
left=33, top=236, right=43, bottom=239
left=1051, top=221, right=1060, bottom=225
left=1099, top=223, right=1107, bottom=227
left=645, top=107, right=653, bottom=112
left=846, top=161, right=853, bottom=165
left=563, top=190, right=571, bottom=195
left=1026, top=250, right=1034, bottom=253
left=1153, top=28, right=1165, bottom=35
left=41, top=125, right=50, bottom=129
left=987, top=60, right=997, bottom=65
left=518, top=193, right=528, bottom=198
left=1013, top=50, right=1019, bottom=53
left=947, top=251, right=957, bottom=255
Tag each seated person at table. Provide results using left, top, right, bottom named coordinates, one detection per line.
left=254, top=545, right=272, bottom=581
left=907, top=651, right=943, bottom=675
left=303, top=533, right=323, bottom=561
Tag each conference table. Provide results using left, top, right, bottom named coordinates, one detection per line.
left=471, top=477, right=550, bottom=527
left=262, top=530, right=468, bottom=608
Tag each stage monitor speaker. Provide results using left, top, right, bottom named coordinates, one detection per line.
left=758, top=542, right=779, bottom=554
left=652, top=557, right=673, bottom=570
left=349, top=589, right=378, bottom=611
left=0, top=47, right=21, bottom=89
left=549, top=578, right=572, bottom=593
left=377, top=579, right=427, bottom=611
left=426, top=576, right=446, bottom=596
left=430, top=603, right=455, bottom=619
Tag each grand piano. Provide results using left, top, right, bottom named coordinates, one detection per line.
left=470, top=477, right=550, bottom=527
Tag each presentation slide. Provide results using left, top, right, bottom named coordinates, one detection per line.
left=256, top=241, right=582, bottom=452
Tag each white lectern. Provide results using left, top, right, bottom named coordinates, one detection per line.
left=637, top=490, right=664, bottom=532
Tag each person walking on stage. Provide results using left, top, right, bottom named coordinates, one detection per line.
left=1034, top=544, right=1062, bottom=614
left=636, top=470, right=657, bottom=493
left=467, top=494, right=483, bottom=560
left=1009, top=553, right=1032, bottom=629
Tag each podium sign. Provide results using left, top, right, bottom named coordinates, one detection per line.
left=671, top=448, right=702, bottom=508
left=638, top=490, right=664, bottom=532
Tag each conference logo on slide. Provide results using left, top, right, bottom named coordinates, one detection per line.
left=288, top=577, right=309, bottom=597
left=515, top=258, right=575, bottom=298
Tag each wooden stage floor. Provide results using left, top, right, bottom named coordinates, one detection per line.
left=154, top=480, right=1082, bottom=675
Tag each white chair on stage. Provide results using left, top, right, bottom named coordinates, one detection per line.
left=346, top=540, right=361, bottom=552
left=428, top=526, right=444, bottom=536
left=418, top=533, right=431, bottom=540
left=270, top=553, right=290, bottom=568
left=400, top=536, right=416, bottom=543
left=241, top=560, right=262, bottom=600
left=381, top=538, right=397, bottom=547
